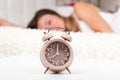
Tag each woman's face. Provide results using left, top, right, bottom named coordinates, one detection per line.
left=37, top=14, right=65, bottom=31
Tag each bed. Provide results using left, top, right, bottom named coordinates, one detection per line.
left=1, top=6, right=120, bottom=80
left=0, top=27, right=120, bottom=80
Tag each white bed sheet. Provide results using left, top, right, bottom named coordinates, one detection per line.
left=0, top=27, right=120, bottom=80
left=0, top=54, right=120, bottom=80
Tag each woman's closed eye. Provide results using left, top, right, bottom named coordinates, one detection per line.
left=45, top=20, right=51, bottom=25
left=48, top=20, right=51, bottom=25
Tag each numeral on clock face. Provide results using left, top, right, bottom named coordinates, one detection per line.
left=64, top=57, right=68, bottom=61
left=66, top=52, right=69, bottom=56
left=46, top=48, right=53, bottom=53
left=55, top=62, right=60, bottom=66
left=46, top=52, right=50, bottom=57
left=52, top=60, right=56, bottom=65
left=60, top=60, right=65, bottom=65
left=47, top=57, right=52, bottom=62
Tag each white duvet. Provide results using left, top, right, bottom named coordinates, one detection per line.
left=0, top=27, right=120, bottom=60
left=0, top=27, right=120, bottom=80
left=1, top=8, right=120, bottom=79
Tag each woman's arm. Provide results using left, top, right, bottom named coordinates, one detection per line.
left=74, top=2, right=113, bottom=32
left=0, top=18, right=21, bottom=27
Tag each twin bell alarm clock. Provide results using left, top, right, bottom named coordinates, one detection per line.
left=40, top=27, right=74, bottom=74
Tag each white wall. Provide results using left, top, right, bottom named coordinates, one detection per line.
left=100, top=0, right=120, bottom=12
left=55, top=0, right=120, bottom=11
left=0, top=0, right=55, bottom=27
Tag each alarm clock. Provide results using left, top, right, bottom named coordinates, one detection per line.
left=40, top=27, right=73, bottom=74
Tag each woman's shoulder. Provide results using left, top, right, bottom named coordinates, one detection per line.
left=73, top=2, right=100, bottom=14
left=74, top=2, right=99, bottom=10
left=73, top=2, right=100, bottom=20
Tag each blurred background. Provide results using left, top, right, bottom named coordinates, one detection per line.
left=0, top=0, right=120, bottom=27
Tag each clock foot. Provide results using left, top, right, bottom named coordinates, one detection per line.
left=66, top=67, right=71, bottom=74
left=44, top=67, right=49, bottom=74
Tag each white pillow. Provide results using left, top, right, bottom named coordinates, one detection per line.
left=55, top=6, right=73, bottom=17
left=99, top=12, right=114, bottom=24
left=109, top=9, right=120, bottom=33
left=78, top=21, right=94, bottom=32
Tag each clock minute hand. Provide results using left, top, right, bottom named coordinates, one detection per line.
left=56, top=44, right=59, bottom=56
left=51, top=44, right=59, bottom=59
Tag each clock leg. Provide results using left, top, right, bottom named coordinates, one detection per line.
left=44, top=67, right=49, bottom=74
left=66, top=67, right=71, bottom=74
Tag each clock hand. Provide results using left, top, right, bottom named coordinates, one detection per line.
left=51, top=54, right=57, bottom=59
left=56, top=44, right=59, bottom=56
left=50, top=44, right=59, bottom=59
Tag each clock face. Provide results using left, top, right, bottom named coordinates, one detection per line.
left=45, top=41, right=70, bottom=66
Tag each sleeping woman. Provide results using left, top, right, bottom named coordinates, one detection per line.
left=0, top=2, right=113, bottom=32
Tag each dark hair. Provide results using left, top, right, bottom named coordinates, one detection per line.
left=27, top=9, right=62, bottom=29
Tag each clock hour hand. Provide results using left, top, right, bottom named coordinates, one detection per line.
left=51, top=54, right=57, bottom=59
